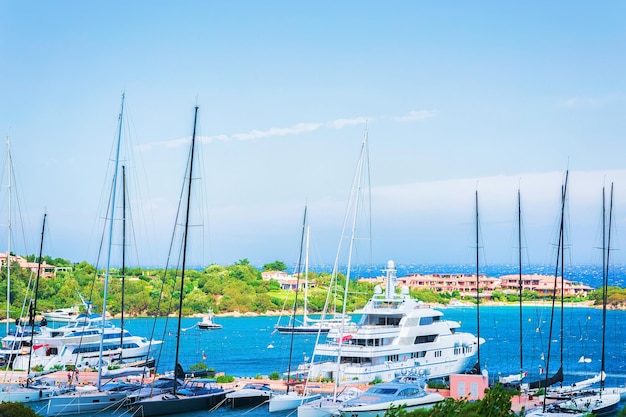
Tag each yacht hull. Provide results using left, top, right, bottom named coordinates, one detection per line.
left=269, top=392, right=321, bottom=412
left=129, top=391, right=229, bottom=416
left=46, top=391, right=127, bottom=416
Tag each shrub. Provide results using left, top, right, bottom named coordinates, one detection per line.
left=217, top=375, right=235, bottom=383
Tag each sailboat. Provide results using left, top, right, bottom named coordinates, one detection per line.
left=525, top=173, right=568, bottom=396
left=538, top=185, right=620, bottom=415
left=499, top=188, right=528, bottom=387
left=129, top=105, right=232, bottom=416
left=297, top=129, right=372, bottom=417
left=268, top=207, right=322, bottom=412
left=274, top=232, right=353, bottom=335
left=0, top=214, right=64, bottom=402
left=47, top=93, right=161, bottom=416
left=526, top=178, right=620, bottom=416
left=274, top=228, right=352, bottom=335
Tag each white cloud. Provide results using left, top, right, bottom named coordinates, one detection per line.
left=141, top=110, right=435, bottom=151
left=559, top=94, right=620, bottom=109
left=326, top=117, right=368, bottom=129
left=395, top=110, right=437, bottom=121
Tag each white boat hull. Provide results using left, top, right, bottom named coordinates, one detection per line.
left=46, top=391, right=127, bottom=416
left=298, top=397, right=343, bottom=417
left=0, top=385, right=57, bottom=403
left=269, top=391, right=321, bottom=412
left=338, top=392, right=444, bottom=417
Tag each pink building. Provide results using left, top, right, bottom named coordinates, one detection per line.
left=0, top=252, right=56, bottom=278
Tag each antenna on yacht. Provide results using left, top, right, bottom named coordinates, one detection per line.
left=384, top=260, right=396, bottom=298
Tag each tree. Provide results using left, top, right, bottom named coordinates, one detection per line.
left=263, top=260, right=287, bottom=272
left=0, top=401, right=43, bottom=417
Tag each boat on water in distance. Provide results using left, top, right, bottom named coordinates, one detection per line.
left=303, top=260, right=483, bottom=384
left=42, top=306, right=81, bottom=323
left=198, top=310, right=222, bottom=330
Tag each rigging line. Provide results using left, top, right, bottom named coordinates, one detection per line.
left=541, top=170, right=568, bottom=411
left=26, top=212, right=46, bottom=384
left=97, top=91, right=126, bottom=390
left=10, top=160, right=34, bottom=257
left=173, top=104, right=200, bottom=392
left=148, top=123, right=196, bottom=378
left=285, top=205, right=308, bottom=393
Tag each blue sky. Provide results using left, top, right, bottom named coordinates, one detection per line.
left=0, top=2, right=625, bottom=269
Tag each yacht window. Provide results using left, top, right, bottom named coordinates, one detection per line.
left=414, top=335, right=437, bottom=344
left=369, top=387, right=398, bottom=395
left=399, top=388, right=419, bottom=397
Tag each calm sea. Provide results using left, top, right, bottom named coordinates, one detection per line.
left=21, top=261, right=626, bottom=416
left=24, top=304, right=625, bottom=417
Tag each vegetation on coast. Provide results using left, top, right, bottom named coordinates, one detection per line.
left=1, top=256, right=622, bottom=320
left=387, top=383, right=521, bottom=417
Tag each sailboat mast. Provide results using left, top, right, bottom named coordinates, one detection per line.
left=120, top=165, right=126, bottom=359
left=97, top=92, right=125, bottom=389
left=6, top=136, right=10, bottom=337
left=541, top=171, right=568, bottom=411
left=559, top=175, right=568, bottom=377
left=286, top=205, right=307, bottom=393
left=475, top=190, right=481, bottom=372
left=333, top=130, right=368, bottom=399
left=26, top=213, right=46, bottom=383
left=601, top=183, right=613, bottom=391
left=173, top=105, right=199, bottom=394
left=517, top=189, right=523, bottom=376
left=303, top=225, right=309, bottom=325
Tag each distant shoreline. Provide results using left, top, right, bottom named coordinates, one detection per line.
left=8, top=300, right=619, bottom=324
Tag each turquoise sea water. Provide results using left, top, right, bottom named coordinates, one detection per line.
left=17, top=304, right=626, bottom=416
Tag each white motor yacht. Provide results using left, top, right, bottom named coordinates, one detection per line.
left=304, top=260, right=483, bottom=384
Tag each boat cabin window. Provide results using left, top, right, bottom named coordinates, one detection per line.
left=414, top=335, right=437, bottom=344
left=368, top=387, right=398, bottom=395
left=399, top=388, right=421, bottom=397
left=419, top=316, right=440, bottom=325
left=411, top=351, right=426, bottom=358
left=377, top=317, right=401, bottom=326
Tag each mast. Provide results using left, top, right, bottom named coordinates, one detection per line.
left=5, top=136, right=10, bottom=337
left=333, top=129, right=368, bottom=399
left=559, top=176, right=567, bottom=380
left=97, top=92, right=125, bottom=390
left=173, top=105, right=199, bottom=395
left=475, top=190, right=481, bottom=372
left=303, top=225, right=309, bottom=326
left=120, top=165, right=126, bottom=360
left=286, top=205, right=307, bottom=394
left=26, top=213, right=46, bottom=384
left=541, top=170, right=568, bottom=411
left=601, top=183, right=613, bottom=391
left=518, top=188, right=523, bottom=378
